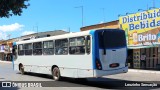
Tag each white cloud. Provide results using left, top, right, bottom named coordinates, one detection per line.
left=0, top=23, right=24, bottom=32
left=99, top=21, right=104, bottom=24
left=61, top=28, right=70, bottom=32
left=0, top=32, right=7, bottom=40
left=22, top=31, right=36, bottom=36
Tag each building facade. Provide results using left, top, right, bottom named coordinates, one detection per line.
left=119, top=8, right=160, bottom=69
left=0, top=39, right=14, bottom=61
left=80, top=20, right=119, bottom=31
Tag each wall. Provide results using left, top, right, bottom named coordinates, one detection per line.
left=80, top=20, right=119, bottom=31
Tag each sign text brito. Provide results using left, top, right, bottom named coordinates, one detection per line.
left=138, top=34, right=156, bottom=42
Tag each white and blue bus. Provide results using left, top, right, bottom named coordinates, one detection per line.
left=12, top=29, right=128, bottom=81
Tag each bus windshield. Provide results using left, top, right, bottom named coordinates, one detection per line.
left=98, top=30, right=126, bottom=49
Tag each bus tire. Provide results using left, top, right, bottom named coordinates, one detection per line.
left=52, top=67, right=61, bottom=81
left=20, top=65, right=25, bottom=75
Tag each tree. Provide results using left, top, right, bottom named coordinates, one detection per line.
left=0, top=0, right=30, bottom=18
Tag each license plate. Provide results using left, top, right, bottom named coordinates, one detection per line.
left=109, top=63, right=119, bottom=68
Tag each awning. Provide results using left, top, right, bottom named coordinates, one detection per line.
left=127, top=45, right=157, bottom=49
left=127, top=46, right=154, bottom=49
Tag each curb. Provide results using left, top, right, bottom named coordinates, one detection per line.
left=0, top=60, right=12, bottom=63
left=129, top=69, right=160, bottom=74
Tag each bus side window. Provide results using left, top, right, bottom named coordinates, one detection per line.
left=24, top=43, right=32, bottom=55
left=86, top=36, right=90, bottom=54
left=43, top=40, right=54, bottom=55
left=69, top=36, right=85, bottom=54
left=18, top=44, right=24, bottom=55
left=55, top=39, right=68, bottom=55
left=33, top=42, right=42, bottom=55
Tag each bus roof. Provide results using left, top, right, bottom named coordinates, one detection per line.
left=16, top=30, right=92, bottom=44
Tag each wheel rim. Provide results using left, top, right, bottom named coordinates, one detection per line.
left=20, top=66, right=24, bottom=74
left=53, top=68, right=59, bottom=80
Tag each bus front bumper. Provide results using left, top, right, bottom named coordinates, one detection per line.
left=93, top=66, right=128, bottom=77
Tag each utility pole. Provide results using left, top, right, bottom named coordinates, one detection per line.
left=68, top=27, right=70, bottom=33
left=7, top=34, right=11, bottom=39
left=75, top=6, right=84, bottom=27
left=147, top=4, right=149, bottom=10
left=153, top=0, right=155, bottom=8
left=101, top=8, right=105, bottom=22
left=36, top=26, right=38, bottom=37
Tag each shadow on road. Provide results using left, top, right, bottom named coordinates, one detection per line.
left=0, top=87, right=19, bottom=90
left=17, top=72, right=160, bottom=89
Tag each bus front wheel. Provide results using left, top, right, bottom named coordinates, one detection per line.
left=52, top=67, right=61, bottom=81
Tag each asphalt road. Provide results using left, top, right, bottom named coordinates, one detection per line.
left=0, top=62, right=160, bottom=90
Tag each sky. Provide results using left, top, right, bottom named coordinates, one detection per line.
left=0, top=0, right=160, bottom=40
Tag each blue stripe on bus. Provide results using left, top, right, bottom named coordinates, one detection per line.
left=90, top=30, right=102, bottom=69
left=95, top=31, right=102, bottom=69
left=13, top=42, right=16, bottom=46
left=94, top=31, right=98, bottom=69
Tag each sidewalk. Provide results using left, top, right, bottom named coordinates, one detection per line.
left=128, top=69, right=160, bottom=74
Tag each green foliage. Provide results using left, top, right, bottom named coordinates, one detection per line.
left=0, top=0, right=30, bottom=18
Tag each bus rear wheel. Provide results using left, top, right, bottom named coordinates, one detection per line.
left=52, top=67, right=61, bottom=81
left=20, top=65, right=24, bottom=75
